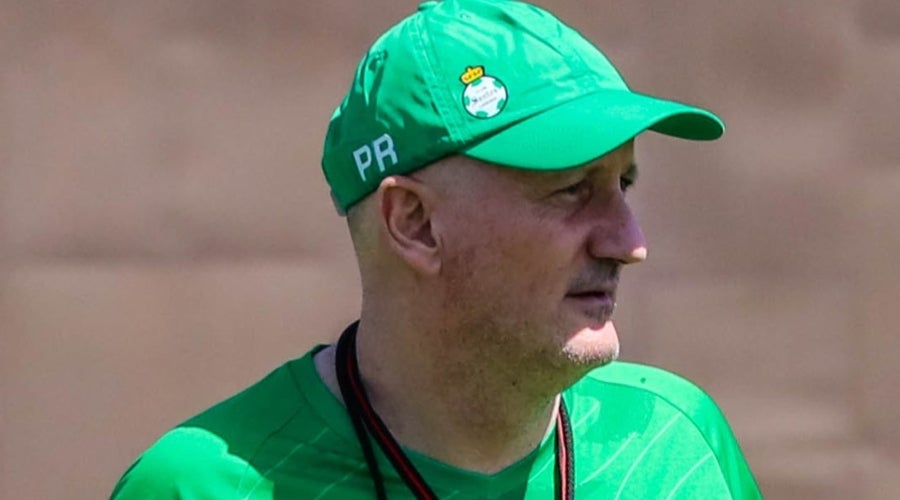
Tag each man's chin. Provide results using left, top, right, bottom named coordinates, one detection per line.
left=562, top=320, right=620, bottom=366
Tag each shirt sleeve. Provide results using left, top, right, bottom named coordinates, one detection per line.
left=700, top=406, right=762, bottom=499
left=585, top=362, right=763, bottom=499
left=110, top=427, right=275, bottom=500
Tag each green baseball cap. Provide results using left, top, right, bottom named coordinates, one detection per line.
left=322, top=0, right=724, bottom=214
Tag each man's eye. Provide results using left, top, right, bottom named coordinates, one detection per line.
left=620, top=176, right=635, bottom=192
left=557, top=180, right=591, bottom=198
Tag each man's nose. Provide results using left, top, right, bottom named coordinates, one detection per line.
left=587, top=195, right=647, bottom=264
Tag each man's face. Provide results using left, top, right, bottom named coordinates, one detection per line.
left=427, top=140, right=646, bottom=371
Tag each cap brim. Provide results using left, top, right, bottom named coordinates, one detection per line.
left=461, top=90, right=724, bottom=170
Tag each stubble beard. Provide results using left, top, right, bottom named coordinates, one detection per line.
left=446, top=297, right=620, bottom=395
left=439, top=250, right=620, bottom=392
left=559, top=323, right=620, bottom=367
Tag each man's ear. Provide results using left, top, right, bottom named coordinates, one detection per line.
left=376, top=176, right=441, bottom=275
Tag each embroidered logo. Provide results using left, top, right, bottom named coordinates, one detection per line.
left=460, top=66, right=507, bottom=119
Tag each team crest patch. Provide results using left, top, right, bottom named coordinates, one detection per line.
left=460, top=66, right=507, bottom=119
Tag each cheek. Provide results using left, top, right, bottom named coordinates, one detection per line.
left=444, top=212, right=570, bottom=306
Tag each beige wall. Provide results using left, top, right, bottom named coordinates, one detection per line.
left=2, top=1, right=899, bottom=498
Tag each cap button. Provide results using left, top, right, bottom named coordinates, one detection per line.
left=418, top=1, right=439, bottom=11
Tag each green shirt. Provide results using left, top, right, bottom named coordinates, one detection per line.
left=112, top=348, right=761, bottom=499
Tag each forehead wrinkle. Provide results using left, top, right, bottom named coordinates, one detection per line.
left=508, top=154, right=637, bottom=190
left=417, top=142, right=637, bottom=198
left=539, top=140, right=637, bottom=182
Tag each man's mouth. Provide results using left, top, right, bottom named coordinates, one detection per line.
left=565, top=285, right=617, bottom=320
left=566, top=263, right=621, bottom=320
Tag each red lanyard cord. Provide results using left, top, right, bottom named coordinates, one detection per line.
left=556, top=399, right=575, bottom=500
left=334, top=322, right=575, bottom=499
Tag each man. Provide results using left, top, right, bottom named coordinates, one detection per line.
left=113, top=0, right=761, bottom=498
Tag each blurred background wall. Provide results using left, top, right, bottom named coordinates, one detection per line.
left=2, top=1, right=899, bottom=498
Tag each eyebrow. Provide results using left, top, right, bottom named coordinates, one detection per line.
left=516, top=159, right=639, bottom=191
left=576, top=160, right=639, bottom=182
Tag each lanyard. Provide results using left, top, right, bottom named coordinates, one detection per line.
left=334, top=322, right=575, bottom=499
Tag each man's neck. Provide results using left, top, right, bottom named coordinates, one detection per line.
left=313, top=320, right=569, bottom=474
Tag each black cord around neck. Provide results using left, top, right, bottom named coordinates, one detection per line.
left=334, top=322, right=575, bottom=499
